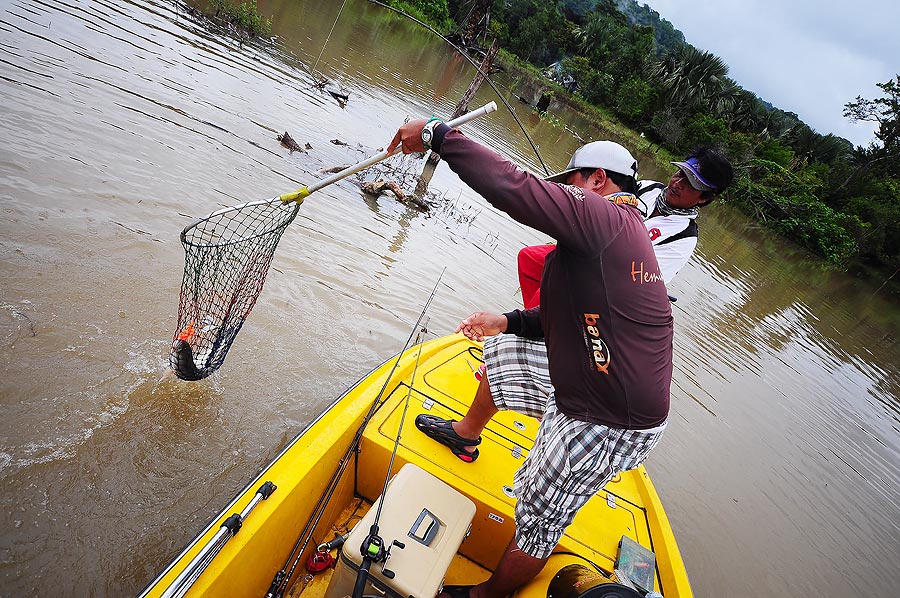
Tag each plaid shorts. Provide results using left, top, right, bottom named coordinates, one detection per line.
left=483, top=334, right=667, bottom=559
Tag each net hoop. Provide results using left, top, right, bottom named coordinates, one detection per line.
left=170, top=197, right=301, bottom=380
left=181, top=199, right=300, bottom=249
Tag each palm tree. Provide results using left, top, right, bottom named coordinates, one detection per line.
left=573, top=11, right=616, bottom=57
left=709, top=77, right=743, bottom=123
left=650, top=45, right=729, bottom=114
left=787, top=126, right=852, bottom=164
left=729, top=89, right=768, bottom=133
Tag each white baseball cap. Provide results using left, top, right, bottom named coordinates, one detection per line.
left=545, top=140, right=638, bottom=183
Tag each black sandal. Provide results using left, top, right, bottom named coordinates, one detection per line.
left=415, top=414, right=480, bottom=463
left=439, top=585, right=475, bottom=598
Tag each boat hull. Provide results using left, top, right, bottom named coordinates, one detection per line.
left=140, top=334, right=691, bottom=597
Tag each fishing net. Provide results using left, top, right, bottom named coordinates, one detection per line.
left=170, top=198, right=301, bottom=381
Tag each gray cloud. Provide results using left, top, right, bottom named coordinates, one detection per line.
left=643, top=0, right=898, bottom=147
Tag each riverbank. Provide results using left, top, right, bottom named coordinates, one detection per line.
left=495, top=50, right=678, bottom=174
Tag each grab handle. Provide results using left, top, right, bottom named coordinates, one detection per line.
left=408, top=508, right=441, bottom=546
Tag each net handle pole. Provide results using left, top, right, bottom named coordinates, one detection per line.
left=282, top=102, right=497, bottom=201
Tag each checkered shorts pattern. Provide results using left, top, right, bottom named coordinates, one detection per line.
left=483, top=334, right=667, bottom=559
left=482, top=334, right=552, bottom=417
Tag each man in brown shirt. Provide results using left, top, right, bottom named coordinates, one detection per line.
left=388, top=122, right=673, bottom=598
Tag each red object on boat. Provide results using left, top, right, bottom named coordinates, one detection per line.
left=517, top=245, right=555, bottom=309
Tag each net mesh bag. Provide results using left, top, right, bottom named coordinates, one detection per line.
left=170, top=198, right=301, bottom=380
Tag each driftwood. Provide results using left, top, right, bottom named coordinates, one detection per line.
left=277, top=132, right=307, bottom=153
left=328, top=89, right=349, bottom=102
left=361, top=179, right=405, bottom=200
left=327, top=89, right=349, bottom=108
left=330, top=139, right=348, bottom=146
left=565, top=125, right=585, bottom=143
left=361, top=179, right=428, bottom=211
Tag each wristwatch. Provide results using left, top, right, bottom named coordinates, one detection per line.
left=421, top=117, right=442, bottom=150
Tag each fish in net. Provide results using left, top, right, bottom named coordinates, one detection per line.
left=170, top=198, right=301, bottom=380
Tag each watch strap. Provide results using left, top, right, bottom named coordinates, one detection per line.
left=422, top=117, right=443, bottom=150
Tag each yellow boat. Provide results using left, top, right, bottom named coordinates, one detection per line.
left=140, top=334, right=691, bottom=598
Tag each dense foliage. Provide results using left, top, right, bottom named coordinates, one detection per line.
left=382, top=0, right=454, bottom=30
left=207, top=0, right=271, bottom=35
left=416, top=0, right=900, bottom=289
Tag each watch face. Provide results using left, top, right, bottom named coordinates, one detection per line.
left=422, top=128, right=433, bottom=142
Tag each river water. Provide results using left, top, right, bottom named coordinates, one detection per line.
left=0, top=0, right=897, bottom=596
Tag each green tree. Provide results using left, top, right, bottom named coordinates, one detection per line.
left=844, top=76, right=900, bottom=153
left=614, top=0, right=685, bottom=55
left=679, top=113, right=728, bottom=151
left=786, top=126, right=851, bottom=165
left=844, top=75, right=900, bottom=178
left=614, top=77, right=658, bottom=125
left=650, top=45, right=729, bottom=116
left=754, top=138, right=794, bottom=168
left=843, top=178, right=900, bottom=265
left=499, top=0, right=571, bottom=65
left=385, top=0, right=453, bottom=29
left=562, top=55, right=615, bottom=105
left=726, top=159, right=863, bottom=265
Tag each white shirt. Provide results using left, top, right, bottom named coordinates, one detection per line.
left=637, top=181, right=699, bottom=285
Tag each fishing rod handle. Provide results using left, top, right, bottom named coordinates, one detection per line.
left=351, top=558, right=373, bottom=598
left=304, top=101, right=498, bottom=195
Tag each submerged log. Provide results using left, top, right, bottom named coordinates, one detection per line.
left=361, top=179, right=406, bottom=200
left=328, top=89, right=349, bottom=108
left=328, top=89, right=349, bottom=102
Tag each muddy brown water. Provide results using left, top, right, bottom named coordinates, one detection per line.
left=0, top=0, right=898, bottom=595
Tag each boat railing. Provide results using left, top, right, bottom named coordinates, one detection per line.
left=160, top=481, right=276, bottom=598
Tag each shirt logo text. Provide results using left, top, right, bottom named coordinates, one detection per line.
left=583, top=313, right=611, bottom=374
left=631, top=261, right=664, bottom=284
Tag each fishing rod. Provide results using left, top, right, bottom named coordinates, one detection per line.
left=266, top=272, right=444, bottom=598
left=310, top=0, right=348, bottom=84
left=368, top=0, right=551, bottom=175
left=351, top=316, right=429, bottom=597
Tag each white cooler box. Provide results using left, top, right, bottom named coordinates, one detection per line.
left=325, top=463, right=476, bottom=598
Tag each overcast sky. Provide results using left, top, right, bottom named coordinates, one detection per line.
left=641, top=0, right=899, bottom=148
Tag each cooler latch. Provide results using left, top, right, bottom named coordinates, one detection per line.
left=408, top=508, right=441, bottom=546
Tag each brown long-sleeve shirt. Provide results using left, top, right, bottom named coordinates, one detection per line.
left=434, top=125, right=672, bottom=429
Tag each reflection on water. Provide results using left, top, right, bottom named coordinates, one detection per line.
left=0, top=0, right=897, bottom=595
left=658, top=206, right=900, bottom=595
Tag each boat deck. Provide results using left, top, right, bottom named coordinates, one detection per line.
left=338, top=338, right=680, bottom=595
